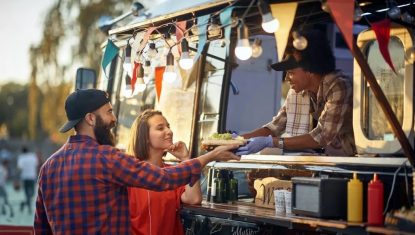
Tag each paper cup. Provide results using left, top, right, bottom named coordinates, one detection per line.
left=274, top=189, right=286, bottom=215
left=284, top=191, right=292, bottom=215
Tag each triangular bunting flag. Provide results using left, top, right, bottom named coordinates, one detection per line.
left=270, top=3, right=298, bottom=61
left=155, top=67, right=165, bottom=101
left=176, top=21, right=187, bottom=54
left=219, top=7, right=234, bottom=56
left=101, top=39, right=119, bottom=77
left=327, top=0, right=354, bottom=51
left=371, top=19, right=396, bottom=73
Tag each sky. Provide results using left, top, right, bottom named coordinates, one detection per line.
left=0, top=0, right=56, bottom=85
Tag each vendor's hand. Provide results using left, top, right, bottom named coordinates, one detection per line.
left=167, top=141, right=190, bottom=161
left=235, top=135, right=273, bottom=155
left=208, top=145, right=241, bottom=162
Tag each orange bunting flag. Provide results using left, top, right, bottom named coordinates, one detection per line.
left=327, top=0, right=354, bottom=51
left=154, top=67, right=165, bottom=101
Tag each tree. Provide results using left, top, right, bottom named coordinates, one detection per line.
left=0, top=83, right=29, bottom=138
left=28, top=0, right=131, bottom=143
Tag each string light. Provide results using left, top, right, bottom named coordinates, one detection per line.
left=163, top=51, right=177, bottom=83
left=251, top=38, right=263, bottom=58
left=405, top=46, right=415, bottom=63
left=136, top=64, right=147, bottom=92
left=258, top=0, right=279, bottom=33
left=179, top=38, right=194, bottom=70
left=321, top=0, right=330, bottom=13
left=147, top=43, right=158, bottom=58
left=292, top=31, right=308, bottom=50
left=387, top=1, right=401, bottom=19
left=123, top=44, right=132, bottom=77
left=354, top=5, right=364, bottom=22
left=235, top=23, right=252, bottom=60
left=207, top=17, right=222, bottom=36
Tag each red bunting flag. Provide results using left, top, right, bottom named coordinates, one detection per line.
left=371, top=19, right=396, bottom=73
left=176, top=21, right=187, bottom=55
left=131, top=62, right=141, bottom=94
left=327, top=0, right=354, bottom=51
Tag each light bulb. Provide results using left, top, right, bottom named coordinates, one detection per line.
left=354, top=6, right=363, bottom=22
left=190, top=25, right=199, bottom=36
left=261, top=13, right=279, bottom=33
left=147, top=43, right=157, bottom=58
left=388, top=6, right=401, bottom=19
left=292, top=32, right=308, bottom=50
left=123, top=62, right=132, bottom=77
left=251, top=39, right=263, bottom=58
left=163, top=67, right=177, bottom=83
left=179, top=38, right=193, bottom=70
left=235, top=40, right=252, bottom=60
left=321, top=1, right=330, bottom=13
left=179, top=52, right=193, bottom=70
left=163, top=52, right=177, bottom=83
left=405, top=47, right=415, bottom=63
left=401, top=12, right=415, bottom=24
left=136, top=84, right=146, bottom=92
left=234, top=24, right=252, bottom=60
left=208, top=19, right=221, bottom=36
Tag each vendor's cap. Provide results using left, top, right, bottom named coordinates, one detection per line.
left=271, top=29, right=335, bottom=74
left=59, top=89, right=110, bottom=133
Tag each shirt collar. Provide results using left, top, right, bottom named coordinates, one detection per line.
left=68, top=135, right=99, bottom=146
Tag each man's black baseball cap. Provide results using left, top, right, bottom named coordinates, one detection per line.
left=59, top=89, right=111, bottom=133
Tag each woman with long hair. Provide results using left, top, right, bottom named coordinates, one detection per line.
left=127, top=109, right=202, bottom=235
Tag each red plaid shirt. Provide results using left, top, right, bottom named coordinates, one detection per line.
left=34, top=135, right=201, bottom=234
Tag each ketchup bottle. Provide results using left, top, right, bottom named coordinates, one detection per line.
left=367, top=174, right=384, bottom=225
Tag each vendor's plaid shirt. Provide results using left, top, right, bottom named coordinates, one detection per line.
left=265, top=71, right=355, bottom=156
left=34, top=135, right=201, bottom=235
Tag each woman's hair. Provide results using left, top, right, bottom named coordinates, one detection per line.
left=127, top=109, right=163, bottom=160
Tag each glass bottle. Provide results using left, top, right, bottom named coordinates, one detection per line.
left=228, top=171, right=238, bottom=202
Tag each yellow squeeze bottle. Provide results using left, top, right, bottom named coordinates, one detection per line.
left=347, top=173, right=363, bottom=222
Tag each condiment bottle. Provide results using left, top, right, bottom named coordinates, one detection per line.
left=367, top=173, right=384, bottom=225
left=347, top=172, right=363, bottom=222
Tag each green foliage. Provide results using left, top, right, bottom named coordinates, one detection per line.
left=0, top=83, right=29, bottom=137
left=27, top=0, right=131, bottom=143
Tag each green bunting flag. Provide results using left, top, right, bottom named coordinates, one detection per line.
left=101, top=39, right=119, bottom=78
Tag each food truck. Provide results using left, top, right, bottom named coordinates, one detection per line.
left=74, top=0, right=415, bottom=234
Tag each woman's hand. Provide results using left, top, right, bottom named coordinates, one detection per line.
left=166, top=141, right=190, bottom=161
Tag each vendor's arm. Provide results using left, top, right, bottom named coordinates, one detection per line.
left=272, top=134, right=320, bottom=150
left=242, top=102, right=288, bottom=139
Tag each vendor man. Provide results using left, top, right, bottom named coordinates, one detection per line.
left=236, top=29, right=356, bottom=156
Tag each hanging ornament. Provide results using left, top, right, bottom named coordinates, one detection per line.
left=405, top=46, right=415, bottom=63
left=354, top=5, right=364, bottom=22
left=251, top=39, right=263, bottom=58
left=292, top=31, right=308, bottom=50
left=387, top=3, right=401, bottom=19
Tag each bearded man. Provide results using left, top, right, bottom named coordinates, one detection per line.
left=34, top=89, right=240, bottom=234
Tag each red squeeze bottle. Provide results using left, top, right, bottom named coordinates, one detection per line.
left=367, top=174, right=384, bottom=225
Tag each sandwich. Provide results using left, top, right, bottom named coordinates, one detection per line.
left=201, top=133, right=247, bottom=150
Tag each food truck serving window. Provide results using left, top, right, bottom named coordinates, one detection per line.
left=353, top=27, right=414, bottom=155
left=364, top=37, right=404, bottom=141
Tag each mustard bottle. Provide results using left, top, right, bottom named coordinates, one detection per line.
left=347, top=172, right=363, bottom=222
